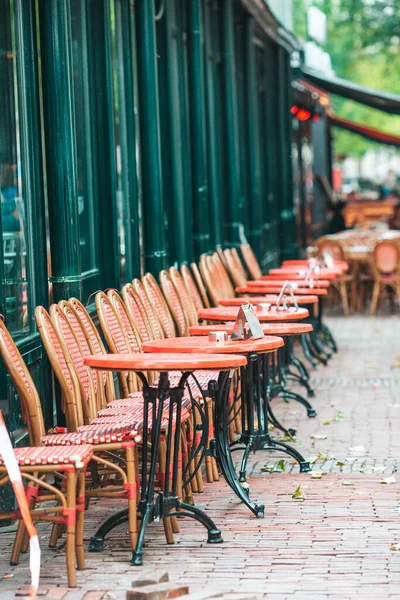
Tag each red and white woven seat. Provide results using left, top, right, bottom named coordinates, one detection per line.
left=0, top=444, right=93, bottom=468
left=91, top=403, right=191, bottom=431
left=41, top=423, right=136, bottom=446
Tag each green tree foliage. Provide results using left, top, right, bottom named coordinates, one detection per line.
left=293, top=0, right=400, bottom=156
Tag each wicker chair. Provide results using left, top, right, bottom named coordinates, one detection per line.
left=169, top=267, right=198, bottom=327
left=160, top=270, right=189, bottom=336
left=132, top=278, right=167, bottom=339
left=0, top=319, right=93, bottom=587
left=35, top=306, right=139, bottom=550
left=315, top=238, right=356, bottom=315
left=223, top=248, right=248, bottom=288
left=370, top=240, right=400, bottom=315
left=189, top=262, right=211, bottom=308
left=180, top=264, right=208, bottom=312
left=240, top=243, right=262, bottom=280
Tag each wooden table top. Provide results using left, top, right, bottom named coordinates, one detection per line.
left=142, top=335, right=284, bottom=355
left=84, top=352, right=247, bottom=372
left=218, top=295, right=318, bottom=306
left=188, top=323, right=313, bottom=336
left=256, top=278, right=330, bottom=288
left=236, top=285, right=328, bottom=296
left=198, top=306, right=309, bottom=322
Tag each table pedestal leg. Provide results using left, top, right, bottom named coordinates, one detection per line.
left=131, top=372, right=222, bottom=566
left=214, top=370, right=265, bottom=518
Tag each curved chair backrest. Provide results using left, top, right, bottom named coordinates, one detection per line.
left=316, top=238, right=345, bottom=262
left=35, top=306, right=81, bottom=431
left=50, top=304, right=97, bottom=423
left=240, top=243, right=262, bottom=280
left=159, top=270, right=189, bottom=336
left=216, top=245, right=229, bottom=270
left=122, top=283, right=155, bottom=343
left=132, top=279, right=165, bottom=339
left=373, top=241, right=400, bottom=276
left=142, top=273, right=176, bottom=338
left=199, top=254, right=220, bottom=306
left=0, top=319, right=45, bottom=446
left=224, top=248, right=247, bottom=287
left=95, top=292, right=139, bottom=396
left=58, top=300, right=99, bottom=398
left=68, top=297, right=116, bottom=405
left=188, top=262, right=210, bottom=309
left=180, top=264, right=205, bottom=313
left=107, top=289, right=143, bottom=350
left=212, top=252, right=236, bottom=298
left=169, top=267, right=198, bottom=327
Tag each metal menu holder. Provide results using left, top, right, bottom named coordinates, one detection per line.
left=230, top=303, right=264, bottom=340
left=275, top=281, right=299, bottom=312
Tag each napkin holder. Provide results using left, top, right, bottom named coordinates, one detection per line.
left=230, top=303, right=264, bottom=340
left=275, top=281, right=299, bottom=312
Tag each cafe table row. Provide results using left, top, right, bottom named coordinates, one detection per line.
left=84, top=302, right=314, bottom=565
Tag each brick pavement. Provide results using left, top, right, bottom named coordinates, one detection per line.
left=2, top=315, right=400, bottom=599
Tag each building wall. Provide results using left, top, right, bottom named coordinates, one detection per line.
left=0, top=0, right=298, bottom=456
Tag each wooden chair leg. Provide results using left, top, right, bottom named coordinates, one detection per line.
left=180, top=428, right=193, bottom=504
left=157, top=438, right=175, bottom=544
left=125, top=444, right=138, bottom=550
left=339, top=281, right=350, bottom=316
left=75, top=469, right=86, bottom=570
left=370, top=282, right=380, bottom=315
left=65, top=470, right=77, bottom=588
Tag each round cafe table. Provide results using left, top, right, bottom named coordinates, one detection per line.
left=84, top=352, right=246, bottom=564
left=218, top=295, right=319, bottom=307
left=143, top=336, right=311, bottom=517
left=188, top=322, right=315, bottom=399
left=235, top=285, right=335, bottom=362
left=198, top=305, right=309, bottom=322
left=265, top=270, right=338, bottom=281
left=256, top=278, right=330, bottom=288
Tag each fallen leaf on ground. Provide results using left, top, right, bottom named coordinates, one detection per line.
left=310, top=433, right=327, bottom=440
left=308, top=455, right=319, bottom=464
left=261, top=463, right=275, bottom=473
left=333, top=410, right=345, bottom=421
left=310, top=470, right=326, bottom=479
left=391, top=543, right=400, bottom=551
left=391, top=356, right=400, bottom=369
left=275, top=459, right=286, bottom=472
left=277, top=432, right=295, bottom=442
left=380, top=476, right=397, bottom=485
left=341, top=480, right=355, bottom=486
left=322, top=420, right=331, bottom=425
left=317, top=452, right=330, bottom=460
left=336, top=460, right=346, bottom=467
left=292, top=484, right=304, bottom=499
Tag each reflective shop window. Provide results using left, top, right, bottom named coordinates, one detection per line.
left=0, top=1, right=29, bottom=335
left=70, top=0, right=97, bottom=275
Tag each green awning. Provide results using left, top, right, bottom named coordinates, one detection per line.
left=301, top=67, right=400, bottom=115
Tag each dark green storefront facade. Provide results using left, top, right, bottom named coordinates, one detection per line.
left=0, top=0, right=298, bottom=496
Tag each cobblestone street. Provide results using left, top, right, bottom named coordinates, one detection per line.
left=2, top=315, right=400, bottom=599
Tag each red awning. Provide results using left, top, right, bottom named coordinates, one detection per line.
left=327, top=111, right=400, bottom=148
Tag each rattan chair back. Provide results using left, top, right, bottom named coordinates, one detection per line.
left=170, top=266, right=198, bottom=327
left=159, top=270, right=189, bottom=336
left=131, top=279, right=165, bottom=339
left=122, top=283, right=156, bottom=342
left=0, top=319, right=46, bottom=446
left=240, top=243, right=262, bottom=280
left=142, top=273, right=176, bottom=338
left=35, top=306, right=82, bottom=431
